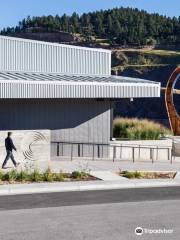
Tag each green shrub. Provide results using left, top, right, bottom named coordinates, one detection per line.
left=71, top=171, right=88, bottom=179
left=134, top=171, right=142, bottom=179
left=121, top=170, right=128, bottom=175
left=43, top=168, right=54, bottom=182
left=16, top=170, right=30, bottom=182
left=123, top=171, right=135, bottom=179
left=55, top=170, right=64, bottom=181
left=0, top=169, right=91, bottom=183
left=112, top=51, right=129, bottom=67
left=146, top=38, right=157, bottom=46
left=3, top=170, right=17, bottom=182
left=122, top=171, right=142, bottom=179
left=30, top=170, right=43, bottom=182
left=113, top=118, right=170, bottom=140
left=0, top=171, right=3, bottom=182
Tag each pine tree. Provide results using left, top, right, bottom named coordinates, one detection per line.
left=1, top=7, right=179, bottom=46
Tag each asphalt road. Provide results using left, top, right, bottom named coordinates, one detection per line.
left=0, top=187, right=180, bottom=240
left=0, top=186, right=180, bottom=210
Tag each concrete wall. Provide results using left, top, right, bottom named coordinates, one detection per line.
left=173, top=142, right=180, bottom=156
left=110, top=140, right=172, bottom=161
left=0, top=130, right=50, bottom=168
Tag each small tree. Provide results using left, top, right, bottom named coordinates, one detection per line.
left=112, top=51, right=128, bottom=67
left=146, top=38, right=157, bottom=46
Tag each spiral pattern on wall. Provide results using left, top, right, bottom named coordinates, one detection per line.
left=22, top=131, right=47, bottom=161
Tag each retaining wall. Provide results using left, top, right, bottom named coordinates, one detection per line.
left=110, top=140, right=173, bottom=161
left=0, top=130, right=50, bottom=169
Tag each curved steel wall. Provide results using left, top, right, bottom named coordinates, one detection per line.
left=0, top=36, right=111, bottom=76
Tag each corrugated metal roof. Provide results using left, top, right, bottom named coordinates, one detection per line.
left=0, top=71, right=158, bottom=84
left=0, top=71, right=160, bottom=99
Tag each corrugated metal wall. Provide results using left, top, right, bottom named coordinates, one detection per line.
left=0, top=81, right=160, bottom=98
left=0, top=36, right=111, bottom=76
left=0, top=99, right=111, bottom=144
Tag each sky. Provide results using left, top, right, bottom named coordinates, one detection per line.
left=0, top=0, right=180, bottom=30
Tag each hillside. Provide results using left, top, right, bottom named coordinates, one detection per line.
left=1, top=7, right=180, bottom=47
left=112, top=49, right=180, bottom=126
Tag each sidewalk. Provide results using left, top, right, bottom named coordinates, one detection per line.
left=47, top=159, right=180, bottom=173
left=3, top=158, right=180, bottom=173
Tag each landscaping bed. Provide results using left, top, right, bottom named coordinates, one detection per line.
left=120, top=170, right=176, bottom=179
left=0, top=169, right=97, bottom=184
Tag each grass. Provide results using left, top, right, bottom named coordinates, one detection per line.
left=95, top=38, right=109, bottom=43
left=121, top=170, right=142, bottom=179
left=124, top=64, right=169, bottom=67
left=72, top=171, right=89, bottom=179
left=3, top=170, right=17, bottom=182
left=120, top=170, right=176, bottom=179
left=111, top=48, right=180, bottom=70
left=112, top=64, right=169, bottom=71
left=43, top=167, right=54, bottom=182
left=113, top=118, right=170, bottom=140
left=141, top=49, right=180, bottom=56
left=0, top=169, right=94, bottom=184
left=118, top=49, right=180, bottom=56
left=16, top=170, right=30, bottom=182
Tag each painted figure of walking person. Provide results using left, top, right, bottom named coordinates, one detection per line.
left=2, top=132, right=20, bottom=169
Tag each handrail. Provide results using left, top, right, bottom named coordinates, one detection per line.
left=51, top=141, right=109, bottom=146
left=110, top=143, right=172, bottom=149
left=51, top=141, right=173, bottom=163
left=165, top=136, right=180, bottom=144
left=51, top=141, right=172, bottom=150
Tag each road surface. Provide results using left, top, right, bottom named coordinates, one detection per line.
left=0, top=187, right=180, bottom=240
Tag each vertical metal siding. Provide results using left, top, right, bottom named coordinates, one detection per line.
left=0, top=99, right=111, bottom=144
left=0, top=36, right=111, bottom=76
left=0, top=80, right=160, bottom=98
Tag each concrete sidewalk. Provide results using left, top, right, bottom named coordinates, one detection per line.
left=46, top=159, right=180, bottom=173
left=0, top=179, right=180, bottom=196
left=3, top=158, right=180, bottom=173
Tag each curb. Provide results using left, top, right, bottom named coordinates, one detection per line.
left=0, top=179, right=180, bottom=196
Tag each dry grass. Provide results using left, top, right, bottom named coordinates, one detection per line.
left=120, top=170, right=176, bottom=179
left=112, top=64, right=168, bottom=71
left=113, top=118, right=171, bottom=140
left=117, top=49, right=180, bottom=56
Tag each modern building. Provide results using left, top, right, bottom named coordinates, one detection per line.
left=0, top=35, right=160, bottom=158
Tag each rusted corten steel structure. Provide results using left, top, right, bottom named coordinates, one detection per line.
left=165, top=66, right=180, bottom=135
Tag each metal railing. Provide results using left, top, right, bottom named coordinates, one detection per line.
left=51, top=141, right=173, bottom=163
left=166, top=137, right=180, bottom=159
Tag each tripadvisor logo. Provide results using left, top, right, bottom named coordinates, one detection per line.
left=135, top=227, right=143, bottom=236
left=135, top=227, right=173, bottom=235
